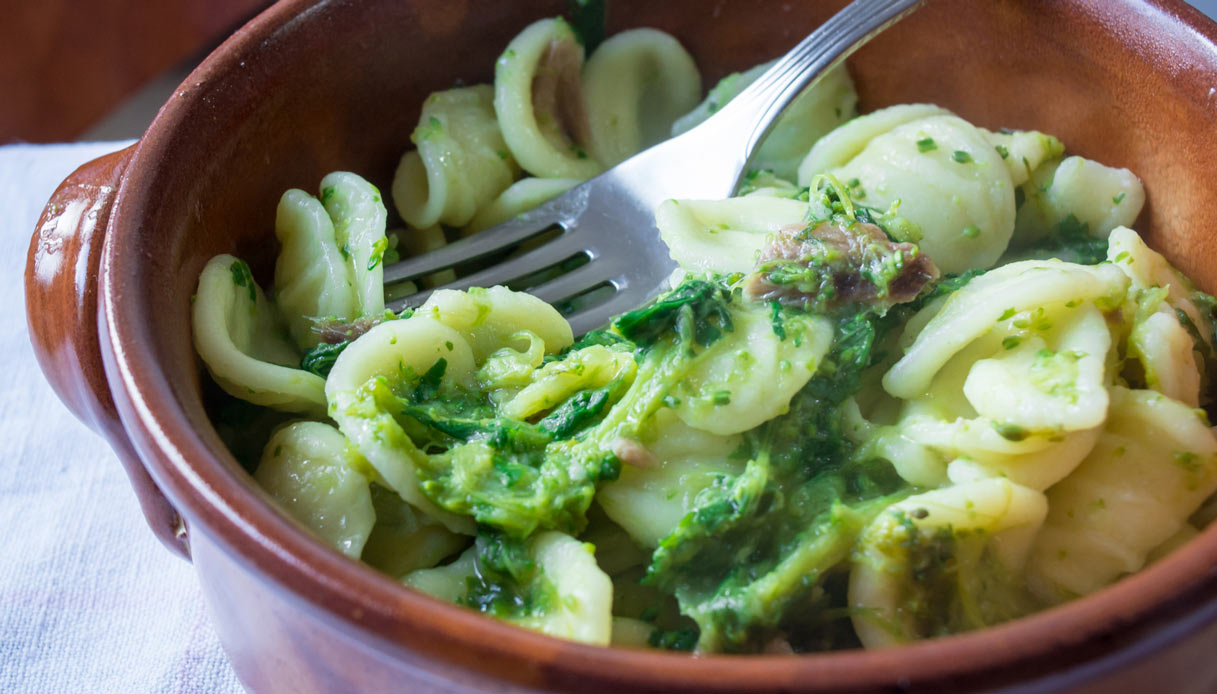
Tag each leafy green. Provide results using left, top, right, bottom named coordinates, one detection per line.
left=228, top=258, right=257, bottom=304
left=300, top=340, right=350, bottom=377
left=1015, top=213, right=1108, bottom=265
left=862, top=513, right=1041, bottom=639
left=614, top=279, right=734, bottom=348
left=383, top=376, right=604, bottom=538
left=461, top=530, right=550, bottom=618
left=537, top=380, right=620, bottom=438
left=567, top=0, right=606, bottom=52
left=648, top=626, right=699, bottom=651
left=643, top=309, right=912, bottom=651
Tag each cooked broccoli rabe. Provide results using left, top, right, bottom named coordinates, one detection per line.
left=643, top=309, right=911, bottom=651
left=405, top=528, right=613, bottom=644
left=387, top=277, right=760, bottom=540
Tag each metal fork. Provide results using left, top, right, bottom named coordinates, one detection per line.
left=384, top=0, right=924, bottom=335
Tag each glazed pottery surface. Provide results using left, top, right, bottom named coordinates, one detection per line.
left=24, top=1, right=1217, bottom=692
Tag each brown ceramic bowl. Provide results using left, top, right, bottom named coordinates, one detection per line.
left=24, top=0, right=1217, bottom=691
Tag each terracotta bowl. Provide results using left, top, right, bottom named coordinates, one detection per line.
left=24, top=0, right=1217, bottom=691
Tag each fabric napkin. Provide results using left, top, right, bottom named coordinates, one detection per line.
left=0, top=142, right=243, bottom=693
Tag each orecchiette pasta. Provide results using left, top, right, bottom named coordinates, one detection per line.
left=850, top=478, right=1048, bottom=648
left=463, top=177, right=580, bottom=235
left=1014, top=156, right=1145, bottom=244
left=655, top=196, right=809, bottom=275
left=810, top=112, right=1018, bottom=273
left=192, top=254, right=326, bottom=414
left=494, top=18, right=602, bottom=179
left=254, top=421, right=375, bottom=558
left=1028, top=387, right=1217, bottom=600
left=274, top=172, right=387, bottom=349
left=671, top=302, right=833, bottom=435
left=582, top=28, right=701, bottom=167
left=404, top=531, right=613, bottom=645
left=392, top=86, right=520, bottom=230
left=597, top=409, right=744, bottom=547
left=325, top=316, right=479, bottom=534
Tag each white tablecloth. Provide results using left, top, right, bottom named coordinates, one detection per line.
left=0, top=142, right=244, bottom=693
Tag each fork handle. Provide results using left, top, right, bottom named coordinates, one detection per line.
left=699, top=0, right=925, bottom=191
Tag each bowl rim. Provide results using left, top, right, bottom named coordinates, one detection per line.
left=98, top=0, right=1217, bottom=690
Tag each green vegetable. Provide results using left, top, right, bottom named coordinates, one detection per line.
left=300, top=340, right=350, bottom=377
left=567, top=0, right=606, bottom=52
left=228, top=258, right=257, bottom=304
left=1018, top=213, right=1108, bottom=265
left=858, top=512, right=1041, bottom=639
left=643, top=309, right=912, bottom=651
left=537, top=381, right=619, bottom=438
left=614, top=279, right=734, bottom=349
left=461, top=530, right=550, bottom=617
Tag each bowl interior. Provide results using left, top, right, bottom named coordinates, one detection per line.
left=105, top=0, right=1217, bottom=690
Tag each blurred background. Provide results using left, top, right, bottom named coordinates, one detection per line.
left=4, top=0, right=1217, bottom=144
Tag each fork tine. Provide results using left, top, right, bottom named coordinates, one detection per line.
left=382, top=214, right=556, bottom=286
left=385, top=226, right=594, bottom=311
left=382, top=185, right=592, bottom=285
left=528, top=256, right=616, bottom=304
left=564, top=280, right=652, bottom=336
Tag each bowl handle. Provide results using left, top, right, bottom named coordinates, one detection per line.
left=25, top=145, right=190, bottom=560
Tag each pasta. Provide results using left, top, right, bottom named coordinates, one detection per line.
left=254, top=421, right=376, bottom=558
left=391, top=86, right=519, bottom=229
left=1028, top=387, right=1217, bottom=599
left=190, top=11, right=1217, bottom=656
left=583, top=28, right=701, bottom=167
left=192, top=254, right=326, bottom=414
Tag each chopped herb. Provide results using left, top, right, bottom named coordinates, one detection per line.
left=995, top=144, right=1010, bottom=159
left=1174, top=451, right=1201, bottom=473
left=916, top=137, right=937, bottom=153
left=962, top=225, right=981, bottom=239
left=993, top=422, right=1029, bottom=441
left=367, top=237, right=389, bottom=271
left=952, top=150, right=973, bottom=164
left=770, top=301, right=787, bottom=340
left=228, top=259, right=257, bottom=304
left=1113, top=192, right=1127, bottom=204
left=1002, top=336, right=1023, bottom=350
